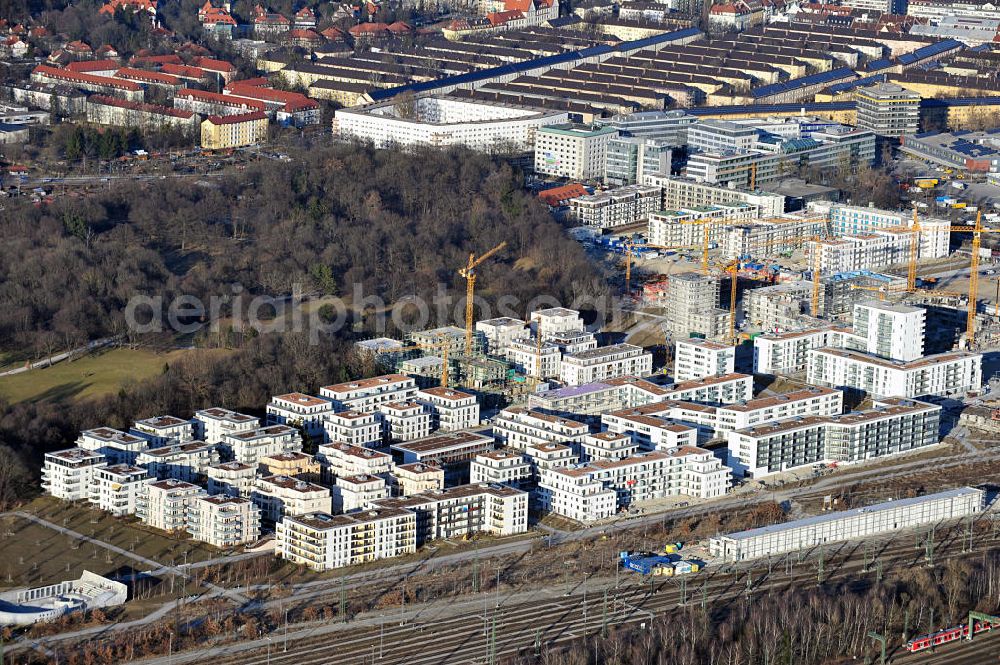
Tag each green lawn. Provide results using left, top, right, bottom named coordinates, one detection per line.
left=0, top=347, right=226, bottom=404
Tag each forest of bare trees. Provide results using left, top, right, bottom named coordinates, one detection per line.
left=0, top=142, right=604, bottom=506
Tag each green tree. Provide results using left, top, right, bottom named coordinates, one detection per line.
left=309, top=263, right=337, bottom=295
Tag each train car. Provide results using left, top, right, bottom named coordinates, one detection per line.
left=904, top=620, right=996, bottom=652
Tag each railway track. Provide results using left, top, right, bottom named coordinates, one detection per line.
left=166, top=518, right=1000, bottom=665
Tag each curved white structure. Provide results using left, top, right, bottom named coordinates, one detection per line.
left=0, top=571, right=127, bottom=626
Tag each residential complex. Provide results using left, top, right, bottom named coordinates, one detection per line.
left=534, top=123, right=619, bottom=180
left=673, top=338, right=735, bottom=382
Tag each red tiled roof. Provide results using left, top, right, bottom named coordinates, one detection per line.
left=33, top=64, right=141, bottom=91
left=205, top=110, right=267, bottom=125
left=65, top=40, right=92, bottom=52
left=288, top=28, right=323, bottom=41
left=160, top=63, right=208, bottom=78
left=65, top=59, right=119, bottom=73
left=349, top=22, right=390, bottom=34
left=115, top=66, right=181, bottom=85
left=192, top=56, right=236, bottom=72
left=538, top=183, right=589, bottom=206
left=225, top=82, right=319, bottom=112
left=129, top=53, right=183, bottom=66
left=487, top=9, right=523, bottom=25
left=387, top=21, right=413, bottom=33
left=176, top=87, right=266, bottom=110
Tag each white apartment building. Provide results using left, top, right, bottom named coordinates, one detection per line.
left=537, top=447, right=730, bottom=521
left=266, top=393, right=333, bottom=440
left=534, top=123, right=619, bottom=180
left=206, top=461, right=257, bottom=498
left=530, top=308, right=585, bottom=341
left=687, top=119, right=759, bottom=154
left=41, top=448, right=106, bottom=501
left=673, top=338, right=735, bottom=382
left=335, top=96, right=568, bottom=152
left=580, top=432, right=639, bottom=462
left=523, top=442, right=579, bottom=478
left=89, top=465, right=149, bottom=516
left=601, top=408, right=699, bottom=451
left=319, top=374, right=418, bottom=412
left=259, top=452, right=321, bottom=482
left=808, top=229, right=915, bottom=275
left=824, top=204, right=950, bottom=259
left=324, top=410, right=383, bottom=448
left=137, top=479, right=207, bottom=532
left=378, top=401, right=434, bottom=442
left=852, top=301, right=925, bottom=361
left=136, top=441, right=219, bottom=483
left=315, top=442, right=393, bottom=484
left=559, top=344, right=654, bottom=386
left=132, top=416, right=194, bottom=447
left=665, top=373, right=754, bottom=405
left=476, top=317, right=529, bottom=355
left=334, top=474, right=390, bottom=512
left=754, top=327, right=837, bottom=375
left=550, top=330, right=598, bottom=354
left=373, top=484, right=529, bottom=544
left=506, top=339, right=562, bottom=379
left=603, top=385, right=843, bottom=443
left=647, top=203, right=759, bottom=248
left=277, top=508, right=417, bottom=571
left=807, top=348, right=982, bottom=398
left=568, top=184, right=661, bottom=228
left=187, top=495, right=260, bottom=548
left=470, top=449, right=533, bottom=488
left=76, top=427, right=148, bottom=464
left=644, top=174, right=785, bottom=218
left=192, top=408, right=259, bottom=444
left=492, top=407, right=588, bottom=452
left=390, top=431, right=496, bottom=466
left=726, top=397, right=941, bottom=477
left=415, top=387, right=480, bottom=431
left=253, top=475, right=332, bottom=524
left=221, top=424, right=303, bottom=465
left=391, top=463, right=444, bottom=496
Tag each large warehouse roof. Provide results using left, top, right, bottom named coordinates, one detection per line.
left=720, top=486, right=982, bottom=542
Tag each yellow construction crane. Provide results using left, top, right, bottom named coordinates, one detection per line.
left=723, top=261, right=739, bottom=344
left=458, top=242, right=507, bottom=357
left=967, top=212, right=982, bottom=344
left=907, top=205, right=920, bottom=292
left=678, top=219, right=720, bottom=275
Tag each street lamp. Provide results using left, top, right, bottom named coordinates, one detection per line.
left=284, top=608, right=289, bottom=652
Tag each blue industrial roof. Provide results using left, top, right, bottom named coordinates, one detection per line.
left=719, top=487, right=982, bottom=542
left=897, top=38, right=962, bottom=65
left=366, top=28, right=700, bottom=103
left=864, top=58, right=893, bottom=72
left=825, top=73, right=888, bottom=94
left=751, top=67, right=856, bottom=99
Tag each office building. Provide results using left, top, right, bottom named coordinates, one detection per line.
left=604, top=136, right=672, bottom=185
left=534, top=123, right=619, bottom=180
left=855, top=82, right=921, bottom=138
left=602, top=109, right=695, bottom=145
